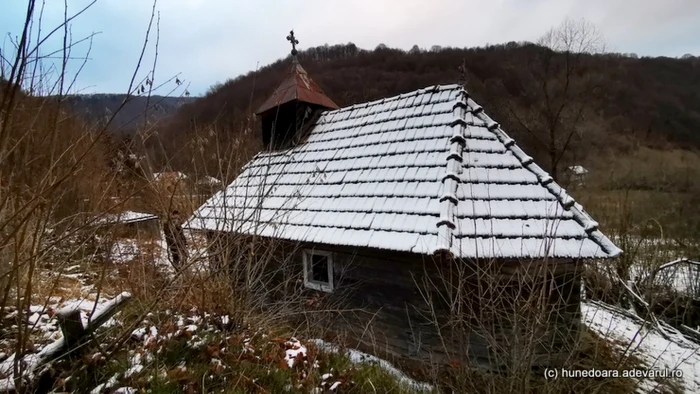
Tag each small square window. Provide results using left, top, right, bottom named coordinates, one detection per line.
left=302, top=249, right=333, bottom=292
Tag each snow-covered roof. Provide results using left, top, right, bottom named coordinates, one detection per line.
left=94, top=211, right=159, bottom=225
left=567, top=165, right=589, bottom=175
left=185, top=84, right=621, bottom=259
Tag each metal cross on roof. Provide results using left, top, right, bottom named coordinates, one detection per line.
left=286, top=30, right=299, bottom=56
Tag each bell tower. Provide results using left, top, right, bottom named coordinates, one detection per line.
left=255, top=31, right=339, bottom=149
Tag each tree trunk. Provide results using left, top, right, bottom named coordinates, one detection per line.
left=549, top=127, right=558, bottom=182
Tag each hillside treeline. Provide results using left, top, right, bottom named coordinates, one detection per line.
left=166, top=42, right=698, bottom=143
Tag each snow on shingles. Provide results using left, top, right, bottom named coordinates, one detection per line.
left=187, top=84, right=617, bottom=259
left=458, top=200, right=573, bottom=219
left=453, top=237, right=600, bottom=259
left=465, top=97, right=619, bottom=258
left=457, top=184, right=555, bottom=200
left=461, top=167, right=539, bottom=184
left=462, top=152, right=521, bottom=168
left=583, top=301, right=700, bottom=394
left=454, top=218, right=585, bottom=238
left=464, top=125, right=497, bottom=140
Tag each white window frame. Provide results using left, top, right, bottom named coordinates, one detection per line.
left=302, top=249, right=334, bottom=293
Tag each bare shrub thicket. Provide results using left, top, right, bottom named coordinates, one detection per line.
left=410, top=249, right=642, bottom=393
left=0, top=1, right=203, bottom=390
left=0, top=2, right=120, bottom=388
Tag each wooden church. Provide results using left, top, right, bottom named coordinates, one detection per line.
left=185, top=32, right=621, bottom=370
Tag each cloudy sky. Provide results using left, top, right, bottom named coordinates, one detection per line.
left=2, top=0, right=699, bottom=96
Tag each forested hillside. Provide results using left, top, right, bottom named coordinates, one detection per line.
left=63, top=94, right=195, bottom=135
left=166, top=42, right=700, bottom=146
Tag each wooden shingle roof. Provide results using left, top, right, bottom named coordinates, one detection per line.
left=187, top=84, right=621, bottom=259
left=255, top=60, right=338, bottom=115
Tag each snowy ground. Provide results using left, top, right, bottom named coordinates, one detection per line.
left=311, top=339, right=434, bottom=392
left=0, top=231, right=212, bottom=392
left=108, top=230, right=209, bottom=274
left=0, top=292, right=131, bottom=391
left=583, top=300, right=700, bottom=393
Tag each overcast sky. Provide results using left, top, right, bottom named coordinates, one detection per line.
left=2, top=0, right=699, bottom=96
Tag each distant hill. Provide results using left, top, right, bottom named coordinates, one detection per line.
left=164, top=43, right=700, bottom=151
left=63, top=94, right=196, bottom=135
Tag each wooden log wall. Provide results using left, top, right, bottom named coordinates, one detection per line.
left=206, top=232, right=583, bottom=371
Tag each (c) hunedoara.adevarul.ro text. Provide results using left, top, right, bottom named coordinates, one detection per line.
left=544, top=368, right=683, bottom=380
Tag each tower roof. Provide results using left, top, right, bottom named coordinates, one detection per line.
left=255, top=59, right=339, bottom=115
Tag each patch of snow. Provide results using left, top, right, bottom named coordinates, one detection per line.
left=61, top=272, right=86, bottom=280
left=567, top=165, right=589, bottom=175
left=28, top=305, right=46, bottom=314
left=188, top=335, right=207, bottom=349
left=58, top=291, right=131, bottom=329
left=129, top=352, right=142, bottom=367
left=124, top=364, right=143, bottom=378
left=284, top=337, right=307, bottom=368
left=198, top=175, right=222, bottom=185
left=28, top=312, right=47, bottom=325
left=144, top=326, right=159, bottom=347
left=211, top=358, right=225, bottom=372
left=639, top=258, right=700, bottom=298
left=90, top=373, right=119, bottom=394
left=153, top=171, right=188, bottom=181
left=131, top=327, right=146, bottom=341
left=329, top=381, right=341, bottom=390
left=109, top=239, right=140, bottom=264
left=311, top=339, right=434, bottom=392
left=189, top=315, right=202, bottom=324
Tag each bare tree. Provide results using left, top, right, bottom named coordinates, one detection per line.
left=504, top=18, right=606, bottom=182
